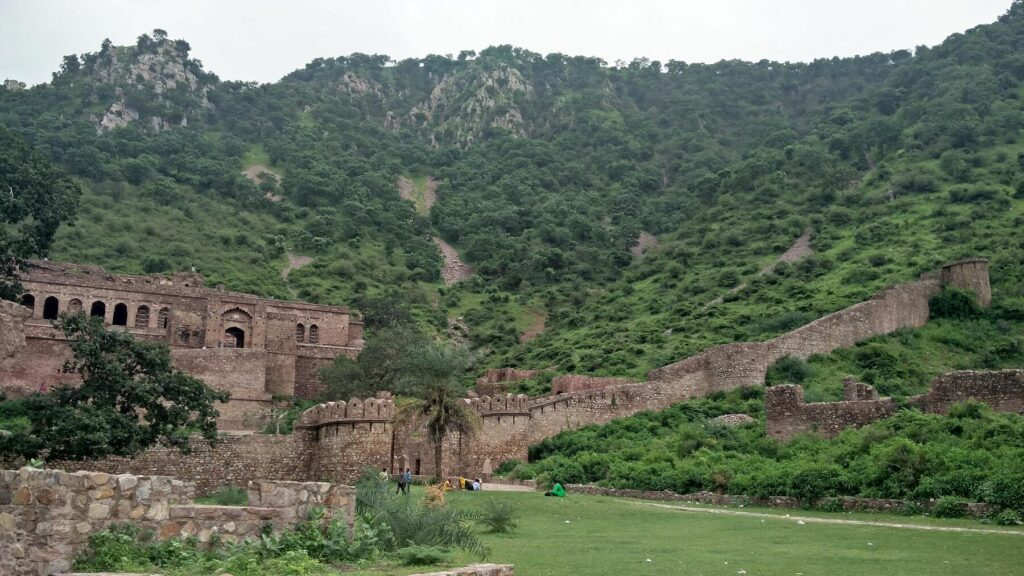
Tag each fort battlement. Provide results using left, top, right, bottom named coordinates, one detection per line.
left=465, top=394, right=531, bottom=416
left=297, top=397, right=396, bottom=428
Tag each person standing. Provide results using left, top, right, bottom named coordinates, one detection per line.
left=402, top=468, right=413, bottom=494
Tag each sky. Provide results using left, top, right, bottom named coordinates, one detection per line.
left=0, top=0, right=1013, bottom=86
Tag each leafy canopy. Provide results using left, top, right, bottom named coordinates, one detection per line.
left=0, top=314, right=228, bottom=461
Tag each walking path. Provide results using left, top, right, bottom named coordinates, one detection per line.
left=643, top=501, right=1024, bottom=536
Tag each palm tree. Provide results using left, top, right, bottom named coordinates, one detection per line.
left=399, top=341, right=479, bottom=481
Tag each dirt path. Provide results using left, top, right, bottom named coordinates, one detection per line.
left=643, top=502, right=1024, bottom=536
left=281, top=252, right=313, bottom=280
left=630, top=231, right=660, bottom=259
left=397, top=175, right=437, bottom=215
left=483, top=483, right=535, bottom=492
left=434, top=237, right=473, bottom=286
left=243, top=164, right=284, bottom=202
left=519, top=309, right=546, bottom=343
left=706, top=228, right=814, bottom=307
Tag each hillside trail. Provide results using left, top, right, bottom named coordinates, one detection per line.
left=242, top=164, right=284, bottom=202
left=397, top=175, right=473, bottom=286
left=705, top=228, right=813, bottom=308
left=281, top=252, right=313, bottom=280
left=643, top=502, right=1024, bottom=536
left=519, top=308, right=546, bottom=343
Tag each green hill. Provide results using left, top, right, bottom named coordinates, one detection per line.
left=2, top=4, right=1024, bottom=379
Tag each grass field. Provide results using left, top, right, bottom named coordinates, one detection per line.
left=344, top=490, right=1024, bottom=576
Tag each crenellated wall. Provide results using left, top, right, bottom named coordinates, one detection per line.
left=765, top=369, right=1024, bottom=440
left=27, top=259, right=1003, bottom=485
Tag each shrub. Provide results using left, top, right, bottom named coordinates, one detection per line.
left=979, top=474, right=1024, bottom=511
left=493, top=459, right=522, bottom=476
left=478, top=498, right=519, bottom=533
left=932, top=496, right=968, bottom=518
left=788, top=464, right=848, bottom=502
left=765, top=355, right=810, bottom=385
left=994, top=509, right=1023, bottom=526
left=195, top=485, right=248, bottom=506
left=394, top=545, right=451, bottom=566
left=929, top=288, right=982, bottom=320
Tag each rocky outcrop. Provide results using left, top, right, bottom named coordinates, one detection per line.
left=406, top=66, right=533, bottom=146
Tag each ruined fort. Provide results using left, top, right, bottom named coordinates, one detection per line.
left=0, top=261, right=365, bottom=428
left=5, top=258, right=1020, bottom=492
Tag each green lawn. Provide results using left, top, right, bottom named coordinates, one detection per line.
left=347, top=490, right=1023, bottom=576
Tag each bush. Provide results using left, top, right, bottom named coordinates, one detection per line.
left=929, top=288, right=982, bottom=320
left=195, top=485, right=248, bottom=506
left=394, top=545, right=451, bottom=566
left=932, top=496, right=968, bottom=518
left=994, top=509, right=1023, bottom=526
left=979, top=474, right=1024, bottom=511
left=765, top=355, right=810, bottom=385
left=494, top=459, right=522, bottom=476
left=478, top=498, right=519, bottom=533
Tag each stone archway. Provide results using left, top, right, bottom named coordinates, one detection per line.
left=221, top=307, right=253, bottom=349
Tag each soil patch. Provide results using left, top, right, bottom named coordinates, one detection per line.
left=243, top=164, right=284, bottom=202
left=630, top=231, right=660, bottom=258
left=281, top=252, right=313, bottom=280
left=434, top=237, right=473, bottom=286
left=520, top=309, right=546, bottom=343
left=397, top=175, right=438, bottom=215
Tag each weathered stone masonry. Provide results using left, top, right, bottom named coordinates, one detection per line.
left=0, top=467, right=354, bottom=576
left=18, top=258, right=1021, bottom=488
left=766, top=370, right=1024, bottom=440
left=0, top=261, right=365, bottom=428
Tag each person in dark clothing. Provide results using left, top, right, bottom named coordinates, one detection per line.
left=402, top=468, right=413, bottom=494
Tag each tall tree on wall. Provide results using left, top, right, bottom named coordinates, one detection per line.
left=399, top=341, right=479, bottom=480
left=0, top=127, right=81, bottom=301
left=0, top=315, right=229, bottom=461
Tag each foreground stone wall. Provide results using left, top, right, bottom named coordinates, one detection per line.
left=0, top=467, right=354, bottom=576
left=766, top=369, right=1024, bottom=440
left=48, top=432, right=315, bottom=495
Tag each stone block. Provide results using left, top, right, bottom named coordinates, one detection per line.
left=87, top=502, right=111, bottom=520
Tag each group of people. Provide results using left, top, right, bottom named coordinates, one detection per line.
left=379, top=467, right=415, bottom=494
left=380, top=468, right=487, bottom=493
left=443, top=476, right=483, bottom=491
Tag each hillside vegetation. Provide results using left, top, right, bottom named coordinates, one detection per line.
left=1, top=6, right=1024, bottom=381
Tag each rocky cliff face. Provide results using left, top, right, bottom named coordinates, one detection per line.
left=405, top=65, right=532, bottom=147
left=55, top=31, right=215, bottom=132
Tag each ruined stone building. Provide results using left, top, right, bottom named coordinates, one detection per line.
left=0, top=261, right=364, bottom=428
left=4, top=257, right=1022, bottom=493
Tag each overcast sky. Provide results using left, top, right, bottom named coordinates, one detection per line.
left=0, top=0, right=1013, bottom=86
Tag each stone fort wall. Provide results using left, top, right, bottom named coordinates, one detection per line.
left=765, top=370, right=1024, bottom=440
left=14, top=258, right=1013, bottom=488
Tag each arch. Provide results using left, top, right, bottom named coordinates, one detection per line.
left=135, top=305, right=150, bottom=328
left=90, top=301, right=106, bottom=319
left=20, top=294, right=35, bottom=314
left=308, top=324, right=319, bottom=344
left=112, top=303, right=128, bottom=326
left=296, top=323, right=305, bottom=343
left=42, top=296, right=59, bottom=320
left=224, top=327, right=245, bottom=348
left=157, top=307, right=170, bottom=329
left=68, top=298, right=83, bottom=314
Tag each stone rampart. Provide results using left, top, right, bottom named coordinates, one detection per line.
left=0, top=467, right=353, bottom=576
left=766, top=369, right=1024, bottom=440
left=298, top=398, right=396, bottom=483
left=474, top=368, right=540, bottom=396
left=550, top=374, right=635, bottom=395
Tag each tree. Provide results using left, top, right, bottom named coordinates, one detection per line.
left=398, top=342, right=478, bottom=480
left=0, top=127, right=80, bottom=300
left=319, top=327, right=429, bottom=400
left=0, top=315, right=229, bottom=461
